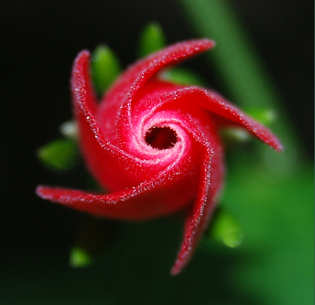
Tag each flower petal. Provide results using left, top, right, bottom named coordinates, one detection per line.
left=103, top=38, right=215, bottom=112
left=171, top=150, right=214, bottom=275
left=170, top=117, right=224, bottom=275
left=145, top=86, right=283, bottom=151
left=36, top=162, right=196, bottom=220
left=71, top=41, right=218, bottom=192
left=98, top=39, right=215, bottom=146
left=37, top=38, right=283, bottom=276
left=190, top=88, right=283, bottom=151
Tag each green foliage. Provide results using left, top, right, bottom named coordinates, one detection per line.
left=37, top=138, right=79, bottom=172
left=70, top=217, right=120, bottom=268
left=4, top=164, right=313, bottom=304
left=220, top=108, right=276, bottom=146
left=160, top=67, right=207, bottom=86
left=220, top=128, right=250, bottom=147
left=246, top=108, right=277, bottom=126
left=210, top=207, right=243, bottom=248
left=177, top=0, right=300, bottom=172
left=70, top=247, right=93, bottom=268
left=138, top=22, right=166, bottom=57
left=222, top=160, right=314, bottom=305
left=91, top=45, right=122, bottom=96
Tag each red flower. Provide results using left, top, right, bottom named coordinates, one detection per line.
left=36, top=39, right=282, bottom=275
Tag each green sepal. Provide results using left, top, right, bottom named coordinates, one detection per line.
left=220, top=127, right=250, bottom=147
left=209, top=207, right=243, bottom=248
left=220, top=108, right=276, bottom=146
left=246, top=108, right=277, bottom=126
left=91, top=45, right=122, bottom=96
left=160, top=67, right=207, bottom=86
left=70, top=217, right=120, bottom=268
left=37, top=138, right=79, bottom=173
left=138, top=22, right=166, bottom=58
left=70, top=247, right=93, bottom=268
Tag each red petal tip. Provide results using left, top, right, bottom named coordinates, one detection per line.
left=274, top=141, right=284, bottom=152
left=170, top=265, right=181, bottom=276
left=36, top=185, right=50, bottom=199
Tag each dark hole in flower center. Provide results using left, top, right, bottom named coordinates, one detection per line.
left=145, top=127, right=178, bottom=150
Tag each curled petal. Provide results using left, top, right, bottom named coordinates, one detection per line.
left=172, top=133, right=224, bottom=275
left=37, top=38, right=283, bottom=275
left=71, top=40, right=217, bottom=192
left=141, top=85, right=283, bottom=151
left=36, top=173, right=194, bottom=220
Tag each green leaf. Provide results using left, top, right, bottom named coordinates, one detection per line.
left=220, top=108, right=276, bottom=147
left=70, top=247, right=93, bottom=268
left=37, top=138, right=79, bottom=172
left=177, top=0, right=301, bottom=171
left=91, top=45, right=121, bottom=96
left=160, top=67, right=207, bottom=86
left=220, top=127, right=250, bottom=148
left=138, top=22, right=166, bottom=57
left=210, top=207, right=243, bottom=248
left=70, top=217, right=120, bottom=268
left=222, top=161, right=314, bottom=305
left=246, top=108, right=277, bottom=126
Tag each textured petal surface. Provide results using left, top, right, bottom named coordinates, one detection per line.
left=37, top=39, right=282, bottom=275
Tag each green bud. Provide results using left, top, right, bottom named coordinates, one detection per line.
left=210, top=208, right=243, bottom=248
left=37, top=139, right=79, bottom=172
left=246, top=108, right=277, bottom=126
left=70, top=247, right=93, bottom=268
left=220, top=108, right=276, bottom=147
left=138, top=23, right=166, bottom=57
left=220, top=127, right=250, bottom=146
left=160, top=67, right=207, bottom=86
left=91, top=45, right=122, bottom=96
left=70, top=217, right=120, bottom=268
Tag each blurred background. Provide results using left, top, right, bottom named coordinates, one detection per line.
left=1, top=0, right=313, bottom=304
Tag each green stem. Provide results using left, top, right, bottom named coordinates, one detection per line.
left=177, top=0, right=300, bottom=171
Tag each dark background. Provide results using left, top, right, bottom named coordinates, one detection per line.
left=0, top=0, right=313, bottom=303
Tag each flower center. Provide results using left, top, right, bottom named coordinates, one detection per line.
left=145, top=126, right=178, bottom=150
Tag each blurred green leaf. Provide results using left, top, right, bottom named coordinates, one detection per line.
left=4, top=165, right=313, bottom=305
left=177, top=0, right=300, bottom=172
left=70, top=217, right=120, bottom=268
left=91, top=45, right=122, bottom=96
left=220, top=108, right=276, bottom=147
left=160, top=67, right=207, bottom=86
left=222, top=160, right=314, bottom=305
left=246, top=108, right=277, bottom=126
left=220, top=128, right=250, bottom=147
left=70, top=247, right=93, bottom=268
left=210, top=207, right=243, bottom=248
left=37, top=138, right=79, bottom=172
left=138, top=22, right=166, bottom=57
